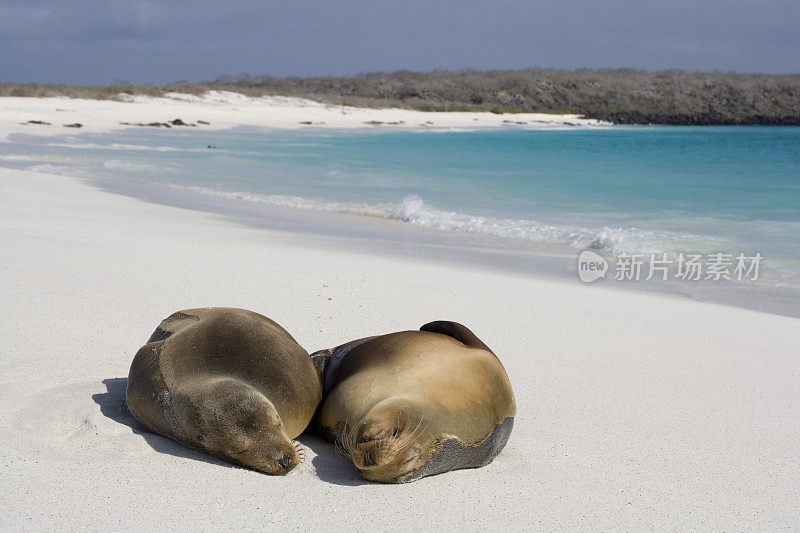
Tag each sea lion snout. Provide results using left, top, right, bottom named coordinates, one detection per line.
left=278, top=452, right=293, bottom=471
left=227, top=432, right=301, bottom=475
left=354, top=436, right=426, bottom=482
left=257, top=447, right=299, bottom=475
left=349, top=408, right=432, bottom=482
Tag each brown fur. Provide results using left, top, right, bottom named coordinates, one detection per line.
left=126, top=308, right=322, bottom=475
left=313, top=321, right=516, bottom=483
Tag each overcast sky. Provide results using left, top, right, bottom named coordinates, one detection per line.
left=1, top=0, right=798, bottom=84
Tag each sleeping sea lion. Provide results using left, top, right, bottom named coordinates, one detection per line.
left=311, top=321, right=515, bottom=483
left=126, top=307, right=322, bottom=475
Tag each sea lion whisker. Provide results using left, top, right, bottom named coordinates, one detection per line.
left=334, top=440, right=351, bottom=460
left=336, top=424, right=359, bottom=459
left=396, top=408, right=429, bottom=448
left=346, top=423, right=362, bottom=456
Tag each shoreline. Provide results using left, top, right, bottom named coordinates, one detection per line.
left=0, top=97, right=796, bottom=317
left=1, top=165, right=799, bottom=529
left=94, top=174, right=800, bottom=319
left=0, top=91, right=608, bottom=142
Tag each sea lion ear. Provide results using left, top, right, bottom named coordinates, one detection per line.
left=419, top=321, right=494, bottom=354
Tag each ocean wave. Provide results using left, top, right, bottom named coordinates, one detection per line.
left=164, top=185, right=723, bottom=257
left=46, top=141, right=236, bottom=155
left=388, top=195, right=727, bottom=255
left=47, top=142, right=182, bottom=152
left=25, top=164, right=77, bottom=174
left=0, top=154, right=37, bottom=161
left=102, top=159, right=155, bottom=172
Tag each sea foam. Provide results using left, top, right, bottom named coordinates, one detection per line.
left=166, top=184, right=721, bottom=257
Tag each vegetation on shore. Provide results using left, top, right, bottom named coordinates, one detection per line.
left=2, top=69, right=799, bottom=125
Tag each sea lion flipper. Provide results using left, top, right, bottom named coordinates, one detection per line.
left=419, top=321, right=494, bottom=354
left=405, top=417, right=514, bottom=482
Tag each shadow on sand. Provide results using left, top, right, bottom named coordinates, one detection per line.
left=92, top=377, right=369, bottom=485
left=91, top=377, right=233, bottom=469
left=297, top=433, right=369, bottom=486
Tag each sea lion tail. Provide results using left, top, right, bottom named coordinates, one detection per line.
left=419, top=321, right=494, bottom=354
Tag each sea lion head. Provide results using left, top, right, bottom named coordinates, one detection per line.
left=345, top=398, right=437, bottom=483
left=219, top=401, right=301, bottom=475
left=177, top=378, right=302, bottom=475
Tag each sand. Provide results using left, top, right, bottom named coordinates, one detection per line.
left=0, top=93, right=797, bottom=529
left=0, top=91, right=606, bottom=142
left=1, top=161, right=798, bottom=529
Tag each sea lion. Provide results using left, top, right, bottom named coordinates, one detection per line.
left=311, top=321, right=515, bottom=483
left=126, top=308, right=322, bottom=475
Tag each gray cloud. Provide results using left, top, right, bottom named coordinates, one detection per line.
left=1, top=0, right=798, bottom=84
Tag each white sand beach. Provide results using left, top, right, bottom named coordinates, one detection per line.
left=0, top=91, right=606, bottom=142
left=0, top=94, right=798, bottom=529
left=1, top=158, right=799, bottom=529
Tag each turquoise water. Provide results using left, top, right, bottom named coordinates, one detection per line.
left=2, top=125, right=799, bottom=282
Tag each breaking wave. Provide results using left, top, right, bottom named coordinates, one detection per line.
left=24, top=163, right=78, bottom=174
left=165, top=185, right=723, bottom=257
